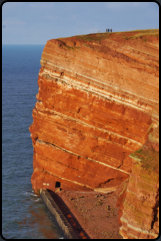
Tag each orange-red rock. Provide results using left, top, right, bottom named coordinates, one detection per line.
left=29, top=29, right=159, bottom=238
left=119, top=125, right=159, bottom=239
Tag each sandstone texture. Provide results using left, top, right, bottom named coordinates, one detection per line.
left=29, top=29, right=159, bottom=238
left=119, top=126, right=159, bottom=239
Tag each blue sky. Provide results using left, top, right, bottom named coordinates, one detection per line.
left=2, top=2, right=159, bottom=45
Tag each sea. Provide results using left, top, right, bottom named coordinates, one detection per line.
left=2, top=45, right=65, bottom=239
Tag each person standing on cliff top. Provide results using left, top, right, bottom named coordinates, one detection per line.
left=106, top=28, right=112, bottom=32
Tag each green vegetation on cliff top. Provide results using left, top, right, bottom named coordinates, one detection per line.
left=58, top=29, right=158, bottom=43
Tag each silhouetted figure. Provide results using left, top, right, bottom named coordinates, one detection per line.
left=106, top=28, right=112, bottom=33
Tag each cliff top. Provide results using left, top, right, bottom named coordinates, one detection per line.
left=54, top=28, right=159, bottom=47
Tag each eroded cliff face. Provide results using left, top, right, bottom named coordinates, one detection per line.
left=119, top=125, right=159, bottom=239
left=29, top=29, right=159, bottom=238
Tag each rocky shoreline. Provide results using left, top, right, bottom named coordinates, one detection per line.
left=57, top=189, right=123, bottom=239
left=41, top=188, right=124, bottom=239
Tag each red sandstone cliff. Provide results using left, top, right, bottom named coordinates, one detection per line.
left=29, top=29, right=159, bottom=238
left=119, top=125, right=159, bottom=239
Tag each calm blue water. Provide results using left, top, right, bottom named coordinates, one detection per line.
left=2, top=45, right=65, bottom=239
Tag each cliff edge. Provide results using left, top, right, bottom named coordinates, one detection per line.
left=29, top=29, right=159, bottom=238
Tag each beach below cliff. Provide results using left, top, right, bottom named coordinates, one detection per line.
left=57, top=189, right=123, bottom=239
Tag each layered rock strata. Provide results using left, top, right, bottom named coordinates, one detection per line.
left=30, top=29, right=159, bottom=238
left=119, top=125, right=159, bottom=239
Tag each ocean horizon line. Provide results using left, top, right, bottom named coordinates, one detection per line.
left=2, top=43, right=45, bottom=46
